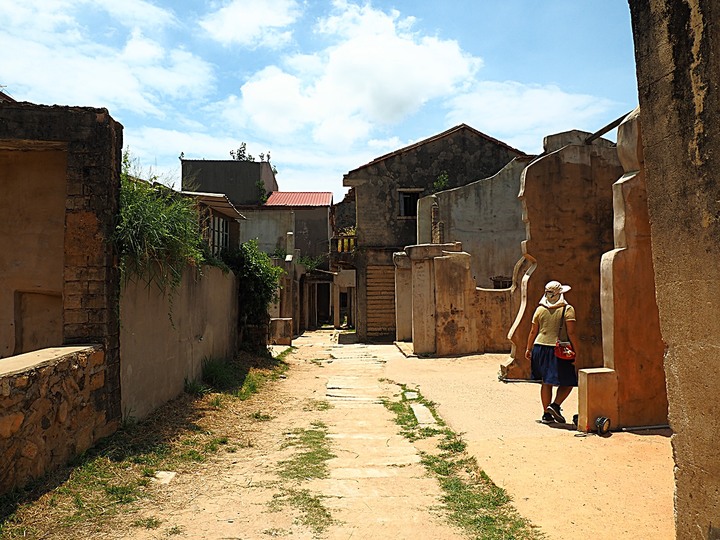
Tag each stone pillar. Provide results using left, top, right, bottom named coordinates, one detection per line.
left=393, top=252, right=412, bottom=341
left=433, top=251, right=482, bottom=355
left=416, top=195, right=436, bottom=244
left=406, top=243, right=462, bottom=355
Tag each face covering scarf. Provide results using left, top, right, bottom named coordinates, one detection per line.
left=539, top=291, right=567, bottom=309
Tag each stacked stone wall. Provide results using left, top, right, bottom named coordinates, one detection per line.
left=0, top=346, right=115, bottom=492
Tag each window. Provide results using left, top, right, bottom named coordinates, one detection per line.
left=398, top=189, right=422, bottom=217
left=210, top=215, right=229, bottom=255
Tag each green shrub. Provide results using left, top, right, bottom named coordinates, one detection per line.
left=222, top=240, right=284, bottom=346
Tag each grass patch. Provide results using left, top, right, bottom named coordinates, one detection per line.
left=383, top=384, right=543, bottom=540
left=303, top=399, right=333, bottom=411
left=268, top=489, right=334, bottom=534
left=132, top=516, right=162, bottom=529
left=279, top=422, right=336, bottom=480
left=250, top=411, right=273, bottom=421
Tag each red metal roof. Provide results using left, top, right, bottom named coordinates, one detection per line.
left=264, top=192, right=333, bottom=207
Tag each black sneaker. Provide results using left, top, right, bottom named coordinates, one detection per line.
left=540, top=412, right=554, bottom=424
left=547, top=403, right=566, bottom=424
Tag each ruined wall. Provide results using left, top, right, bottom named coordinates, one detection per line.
left=0, top=150, right=66, bottom=357
left=0, top=346, right=116, bottom=492
left=505, top=134, right=622, bottom=378
left=345, top=126, right=523, bottom=342
left=333, top=187, right=356, bottom=234
left=0, top=103, right=123, bottom=492
left=120, top=266, right=238, bottom=421
left=581, top=109, right=668, bottom=430
left=418, top=156, right=534, bottom=287
left=629, top=2, right=720, bottom=537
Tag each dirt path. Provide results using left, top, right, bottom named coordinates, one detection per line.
left=101, top=329, right=673, bottom=539
left=114, top=330, right=468, bottom=539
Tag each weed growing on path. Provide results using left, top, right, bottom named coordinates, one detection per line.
left=270, top=421, right=337, bottom=534
left=383, top=383, right=545, bottom=540
left=279, top=422, right=336, bottom=480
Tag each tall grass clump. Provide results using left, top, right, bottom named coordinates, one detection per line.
left=114, top=150, right=206, bottom=293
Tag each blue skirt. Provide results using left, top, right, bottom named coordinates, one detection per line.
left=531, top=344, right=578, bottom=387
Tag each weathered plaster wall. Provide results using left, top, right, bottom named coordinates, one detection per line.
left=505, top=134, right=622, bottom=378
left=239, top=208, right=295, bottom=255
left=238, top=207, right=329, bottom=260
left=419, top=156, right=535, bottom=287
left=630, top=2, right=720, bottom=537
left=182, top=160, right=278, bottom=206
left=580, top=109, right=668, bottom=431
left=0, top=150, right=66, bottom=357
left=292, top=207, right=331, bottom=260
left=120, top=266, right=238, bottom=421
left=0, top=346, right=116, bottom=492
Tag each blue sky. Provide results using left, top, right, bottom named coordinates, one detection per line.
left=0, top=1, right=637, bottom=199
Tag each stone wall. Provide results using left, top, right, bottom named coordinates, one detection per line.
left=629, top=2, right=720, bottom=537
left=0, top=346, right=114, bottom=492
left=0, top=103, right=123, bottom=492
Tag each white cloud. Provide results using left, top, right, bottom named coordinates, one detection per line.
left=0, top=18, right=214, bottom=116
left=446, top=81, right=615, bottom=153
left=89, top=0, right=178, bottom=31
left=221, top=1, right=482, bottom=150
left=199, top=0, right=301, bottom=48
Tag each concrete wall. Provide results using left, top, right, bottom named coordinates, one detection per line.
left=182, top=160, right=278, bottom=206
left=0, top=346, right=116, bottom=492
left=239, top=208, right=295, bottom=255
left=238, top=207, right=329, bottom=260
left=292, top=207, right=331, bottom=260
left=0, top=150, right=66, bottom=357
left=505, top=133, right=622, bottom=379
left=629, top=2, right=720, bottom=537
left=579, top=109, right=668, bottom=431
left=120, top=266, right=238, bottom=421
left=418, top=156, right=535, bottom=287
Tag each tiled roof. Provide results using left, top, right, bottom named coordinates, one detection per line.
left=264, top=192, right=333, bottom=207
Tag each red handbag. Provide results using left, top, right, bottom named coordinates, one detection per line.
left=554, top=306, right=576, bottom=360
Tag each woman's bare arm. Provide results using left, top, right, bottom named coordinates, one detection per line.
left=524, top=322, right=539, bottom=360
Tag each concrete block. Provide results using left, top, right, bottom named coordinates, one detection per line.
left=269, top=318, right=293, bottom=346
left=578, top=368, right=618, bottom=433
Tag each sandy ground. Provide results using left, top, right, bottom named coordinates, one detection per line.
left=110, top=329, right=674, bottom=539
left=385, top=345, right=676, bottom=539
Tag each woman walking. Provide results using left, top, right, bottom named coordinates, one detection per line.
left=524, top=280, right=579, bottom=424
